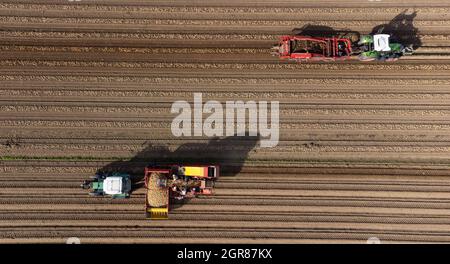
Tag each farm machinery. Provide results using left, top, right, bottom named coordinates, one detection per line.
left=81, top=172, right=132, bottom=199
left=144, top=164, right=219, bottom=220
left=81, top=164, right=219, bottom=219
left=355, top=34, right=413, bottom=61
left=272, top=33, right=413, bottom=62
left=272, top=35, right=353, bottom=62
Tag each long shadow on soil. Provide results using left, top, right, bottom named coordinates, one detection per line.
left=97, top=134, right=260, bottom=196
left=370, top=10, right=421, bottom=49
left=291, top=24, right=361, bottom=42
left=292, top=9, right=421, bottom=49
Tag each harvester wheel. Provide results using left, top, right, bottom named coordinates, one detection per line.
left=89, top=192, right=102, bottom=196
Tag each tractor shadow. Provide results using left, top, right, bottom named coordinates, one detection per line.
left=97, top=134, right=260, bottom=195
left=370, top=9, right=421, bottom=50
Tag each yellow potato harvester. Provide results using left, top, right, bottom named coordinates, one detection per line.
left=144, top=164, right=219, bottom=220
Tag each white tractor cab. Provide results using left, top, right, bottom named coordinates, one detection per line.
left=81, top=172, right=132, bottom=198
left=373, top=34, right=391, bottom=52
left=356, top=33, right=412, bottom=61
left=103, top=177, right=125, bottom=195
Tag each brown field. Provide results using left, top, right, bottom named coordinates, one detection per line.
left=1, top=0, right=450, bottom=243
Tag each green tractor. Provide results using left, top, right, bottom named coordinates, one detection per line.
left=81, top=172, right=132, bottom=199
left=354, top=34, right=413, bottom=61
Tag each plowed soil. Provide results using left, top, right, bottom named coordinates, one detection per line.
left=2, top=0, right=450, bottom=243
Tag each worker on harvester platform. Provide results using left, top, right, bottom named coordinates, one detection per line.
left=338, top=43, right=347, bottom=56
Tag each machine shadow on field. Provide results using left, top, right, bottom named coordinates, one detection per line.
left=97, top=134, right=260, bottom=194
left=291, top=24, right=361, bottom=42
left=292, top=10, right=421, bottom=50
left=370, top=10, right=421, bottom=50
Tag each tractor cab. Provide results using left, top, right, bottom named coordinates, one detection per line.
left=373, top=34, right=391, bottom=52
left=81, top=172, right=132, bottom=198
left=103, top=177, right=125, bottom=195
